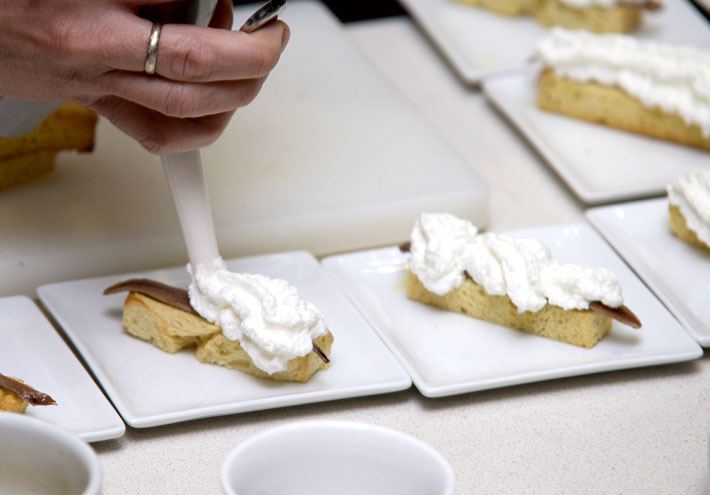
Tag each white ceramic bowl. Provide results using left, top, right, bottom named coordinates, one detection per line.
left=222, top=420, right=455, bottom=495
left=0, top=412, right=102, bottom=495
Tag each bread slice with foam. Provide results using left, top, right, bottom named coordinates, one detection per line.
left=115, top=288, right=333, bottom=383
left=455, top=0, right=653, bottom=33
left=537, top=69, right=710, bottom=151
left=406, top=271, right=612, bottom=348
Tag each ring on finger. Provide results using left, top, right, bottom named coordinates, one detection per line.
left=144, top=23, right=162, bottom=75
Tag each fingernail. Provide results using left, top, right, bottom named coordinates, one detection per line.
left=281, top=24, right=290, bottom=50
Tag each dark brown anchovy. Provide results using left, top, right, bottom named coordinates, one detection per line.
left=0, top=373, right=56, bottom=406
left=312, top=344, right=330, bottom=364
left=104, top=278, right=198, bottom=316
left=590, top=302, right=642, bottom=329
left=104, top=279, right=331, bottom=364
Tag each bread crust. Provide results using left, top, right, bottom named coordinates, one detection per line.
left=537, top=69, right=710, bottom=151
left=406, top=271, right=611, bottom=348
left=669, top=204, right=710, bottom=252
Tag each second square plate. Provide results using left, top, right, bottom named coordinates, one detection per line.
left=399, top=0, right=710, bottom=84
left=0, top=296, right=124, bottom=442
left=483, top=71, right=710, bottom=204
left=322, top=223, right=702, bottom=397
left=38, top=252, right=411, bottom=428
left=588, top=198, right=710, bottom=347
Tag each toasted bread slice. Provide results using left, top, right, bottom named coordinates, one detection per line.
left=0, top=384, right=28, bottom=413
left=0, top=150, right=57, bottom=192
left=456, top=0, right=644, bottom=32
left=0, top=103, right=97, bottom=161
left=455, top=0, right=540, bottom=16
left=121, top=292, right=333, bottom=382
left=536, top=0, right=641, bottom=33
left=0, top=103, right=97, bottom=192
left=197, top=331, right=334, bottom=383
left=538, top=69, right=710, bottom=151
left=123, top=292, right=219, bottom=354
left=406, top=270, right=612, bottom=348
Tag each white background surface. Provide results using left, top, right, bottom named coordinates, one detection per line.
left=398, top=0, right=710, bottom=83
left=0, top=297, right=124, bottom=442
left=482, top=71, right=710, bottom=204
left=38, top=252, right=411, bottom=428
left=323, top=224, right=701, bottom=396
left=0, top=0, right=487, bottom=297
left=79, top=17, right=710, bottom=495
left=589, top=199, right=710, bottom=347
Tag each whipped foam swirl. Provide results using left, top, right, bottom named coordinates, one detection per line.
left=534, top=28, right=710, bottom=137
left=188, top=258, right=327, bottom=375
left=668, top=169, right=710, bottom=248
left=409, top=212, right=479, bottom=296
left=409, top=213, right=623, bottom=312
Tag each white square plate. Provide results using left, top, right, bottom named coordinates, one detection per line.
left=588, top=198, right=710, bottom=347
left=322, top=224, right=702, bottom=397
left=482, top=71, right=710, bottom=204
left=0, top=296, right=124, bottom=442
left=399, top=0, right=710, bottom=84
left=38, top=253, right=411, bottom=428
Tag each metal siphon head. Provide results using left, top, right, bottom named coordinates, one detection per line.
left=240, top=0, right=288, bottom=33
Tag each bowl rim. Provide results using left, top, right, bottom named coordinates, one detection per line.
left=221, top=419, right=455, bottom=495
left=0, top=412, right=102, bottom=495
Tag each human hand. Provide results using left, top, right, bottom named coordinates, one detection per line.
left=0, top=0, right=289, bottom=153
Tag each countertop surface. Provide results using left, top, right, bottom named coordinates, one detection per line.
left=85, top=17, right=710, bottom=495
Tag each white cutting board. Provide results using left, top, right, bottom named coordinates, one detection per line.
left=0, top=0, right=487, bottom=296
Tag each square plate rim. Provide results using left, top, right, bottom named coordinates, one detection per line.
left=397, top=0, right=523, bottom=83
left=481, top=70, right=676, bottom=205
left=586, top=198, right=710, bottom=347
left=0, top=295, right=126, bottom=442
left=322, top=221, right=703, bottom=397
left=398, top=0, right=710, bottom=85
left=37, top=252, right=412, bottom=429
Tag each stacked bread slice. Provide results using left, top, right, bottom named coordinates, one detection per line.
left=535, top=29, right=710, bottom=151
left=457, top=0, right=659, bottom=33
left=0, top=103, right=97, bottom=192
left=107, top=280, right=333, bottom=383
left=406, top=271, right=615, bottom=347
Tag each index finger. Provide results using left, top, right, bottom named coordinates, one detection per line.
left=103, top=11, right=289, bottom=82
